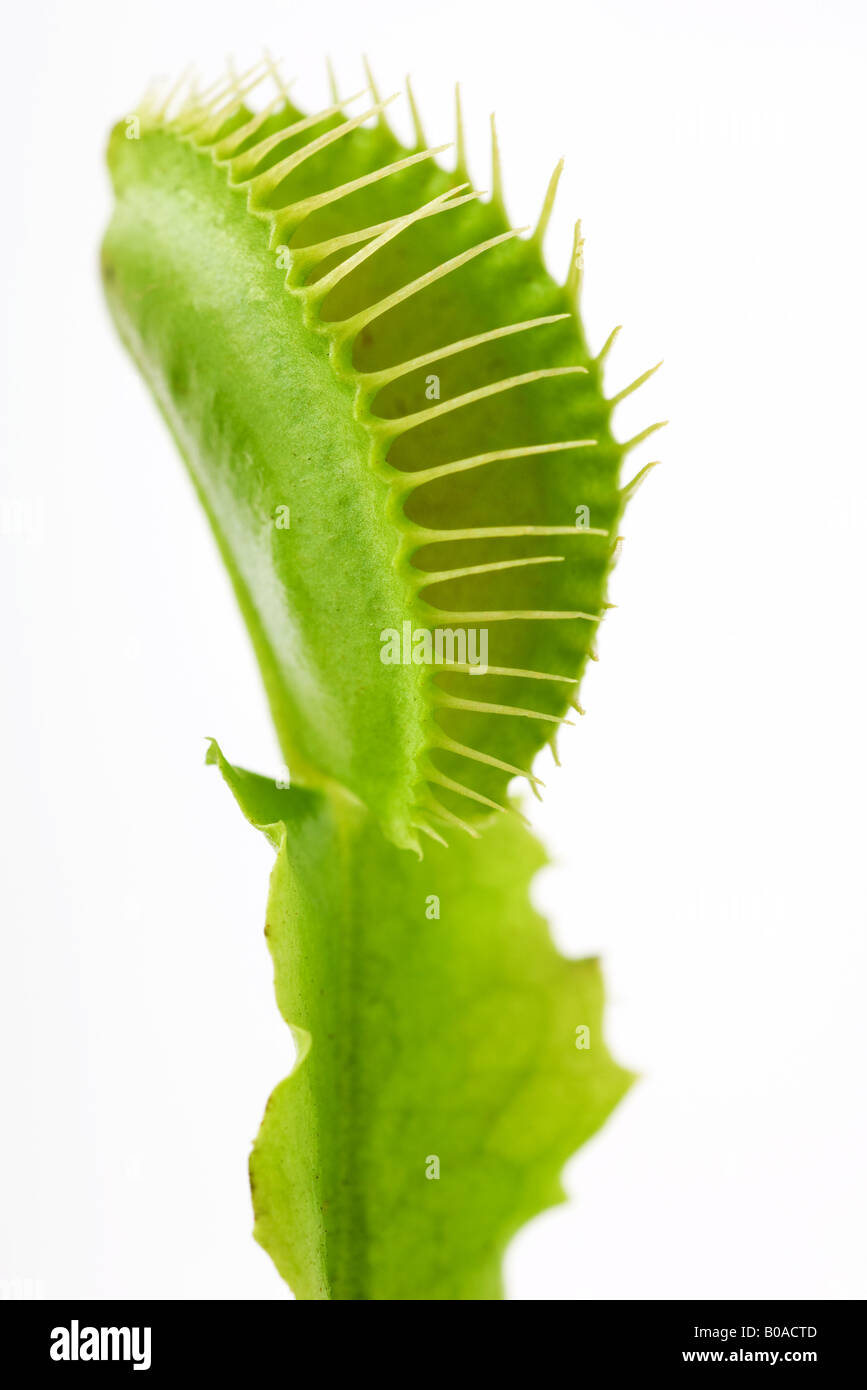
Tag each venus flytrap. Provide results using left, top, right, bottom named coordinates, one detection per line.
left=102, top=57, right=658, bottom=1300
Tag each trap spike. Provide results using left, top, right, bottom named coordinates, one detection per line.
left=455, top=83, right=468, bottom=176
left=406, top=75, right=426, bottom=148
left=490, top=113, right=505, bottom=212
left=533, top=159, right=564, bottom=247
left=566, top=218, right=584, bottom=300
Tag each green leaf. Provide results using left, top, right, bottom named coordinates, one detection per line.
left=208, top=740, right=633, bottom=1300
left=102, top=66, right=659, bottom=854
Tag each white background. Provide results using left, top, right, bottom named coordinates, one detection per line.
left=1, top=0, right=865, bottom=1300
